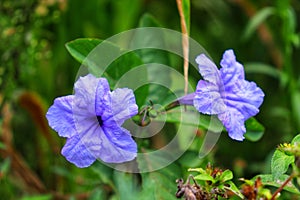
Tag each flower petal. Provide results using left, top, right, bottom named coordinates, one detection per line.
left=109, top=88, right=138, bottom=125
left=196, top=54, right=221, bottom=85
left=74, top=74, right=99, bottom=116
left=220, top=50, right=245, bottom=87
left=178, top=93, right=196, bottom=105
left=46, top=95, right=76, bottom=138
left=194, top=80, right=226, bottom=115
left=193, top=49, right=264, bottom=141
left=94, top=78, right=113, bottom=122
left=73, top=74, right=103, bottom=134
left=224, top=80, right=264, bottom=120
left=218, top=108, right=246, bottom=141
left=97, top=126, right=137, bottom=163
left=61, top=134, right=96, bottom=168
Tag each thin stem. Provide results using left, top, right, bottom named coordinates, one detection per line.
left=270, top=173, right=295, bottom=200
left=176, top=0, right=189, bottom=97
left=163, top=100, right=180, bottom=112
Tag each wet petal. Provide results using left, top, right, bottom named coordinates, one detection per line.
left=218, top=108, right=246, bottom=141
left=97, top=126, right=137, bottom=163
left=194, top=80, right=226, bottom=115
left=46, top=95, right=76, bottom=138
left=196, top=54, right=221, bottom=85
left=110, top=88, right=138, bottom=125
left=61, top=134, right=97, bottom=168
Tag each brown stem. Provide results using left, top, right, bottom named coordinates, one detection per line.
left=176, top=0, right=190, bottom=97
left=164, top=100, right=180, bottom=112
left=270, top=174, right=294, bottom=200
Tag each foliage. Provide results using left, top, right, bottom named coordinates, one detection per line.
left=179, top=134, right=300, bottom=199
left=1, top=0, right=300, bottom=199
left=186, top=165, right=243, bottom=199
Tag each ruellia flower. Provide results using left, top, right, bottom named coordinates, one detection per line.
left=46, top=74, right=138, bottom=167
left=179, top=49, right=264, bottom=141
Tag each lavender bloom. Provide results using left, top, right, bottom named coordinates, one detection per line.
left=46, top=74, right=138, bottom=167
left=177, top=93, right=195, bottom=106
left=180, top=50, right=264, bottom=141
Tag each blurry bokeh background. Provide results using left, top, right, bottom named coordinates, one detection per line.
left=1, top=0, right=300, bottom=199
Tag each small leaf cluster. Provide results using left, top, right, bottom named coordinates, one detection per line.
left=177, top=164, right=243, bottom=199
left=177, top=134, right=300, bottom=200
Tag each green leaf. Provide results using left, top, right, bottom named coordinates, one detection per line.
left=271, top=149, right=294, bottom=179
left=244, top=117, right=265, bottom=142
left=137, top=157, right=180, bottom=200
left=178, top=150, right=205, bottom=168
left=137, top=148, right=182, bottom=177
left=244, top=63, right=280, bottom=79
left=65, top=38, right=101, bottom=64
left=281, top=7, right=297, bottom=42
left=107, top=52, right=143, bottom=80
left=66, top=38, right=147, bottom=106
left=113, top=171, right=140, bottom=200
left=66, top=38, right=144, bottom=79
left=243, top=7, right=275, bottom=40
left=291, top=133, right=300, bottom=143
left=154, top=107, right=223, bottom=132
left=90, top=162, right=114, bottom=187
left=255, top=174, right=300, bottom=194
left=157, top=110, right=264, bottom=143
left=138, top=172, right=178, bottom=200
left=291, top=91, right=300, bottom=130
left=135, top=13, right=171, bottom=104
left=101, top=49, right=144, bottom=87
left=224, top=181, right=244, bottom=199
left=194, top=173, right=215, bottom=183
left=107, top=51, right=147, bottom=107
left=188, top=167, right=206, bottom=174
left=219, top=169, right=233, bottom=182
left=65, top=38, right=118, bottom=81
left=154, top=108, right=223, bottom=153
left=244, top=62, right=290, bottom=88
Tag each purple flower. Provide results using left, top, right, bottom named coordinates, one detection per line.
left=180, top=49, right=264, bottom=141
left=46, top=74, right=138, bottom=167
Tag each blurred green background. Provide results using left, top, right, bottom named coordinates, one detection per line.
left=1, top=0, right=300, bottom=199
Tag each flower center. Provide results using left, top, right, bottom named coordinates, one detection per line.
left=97, top=115, right=103, bottom=126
